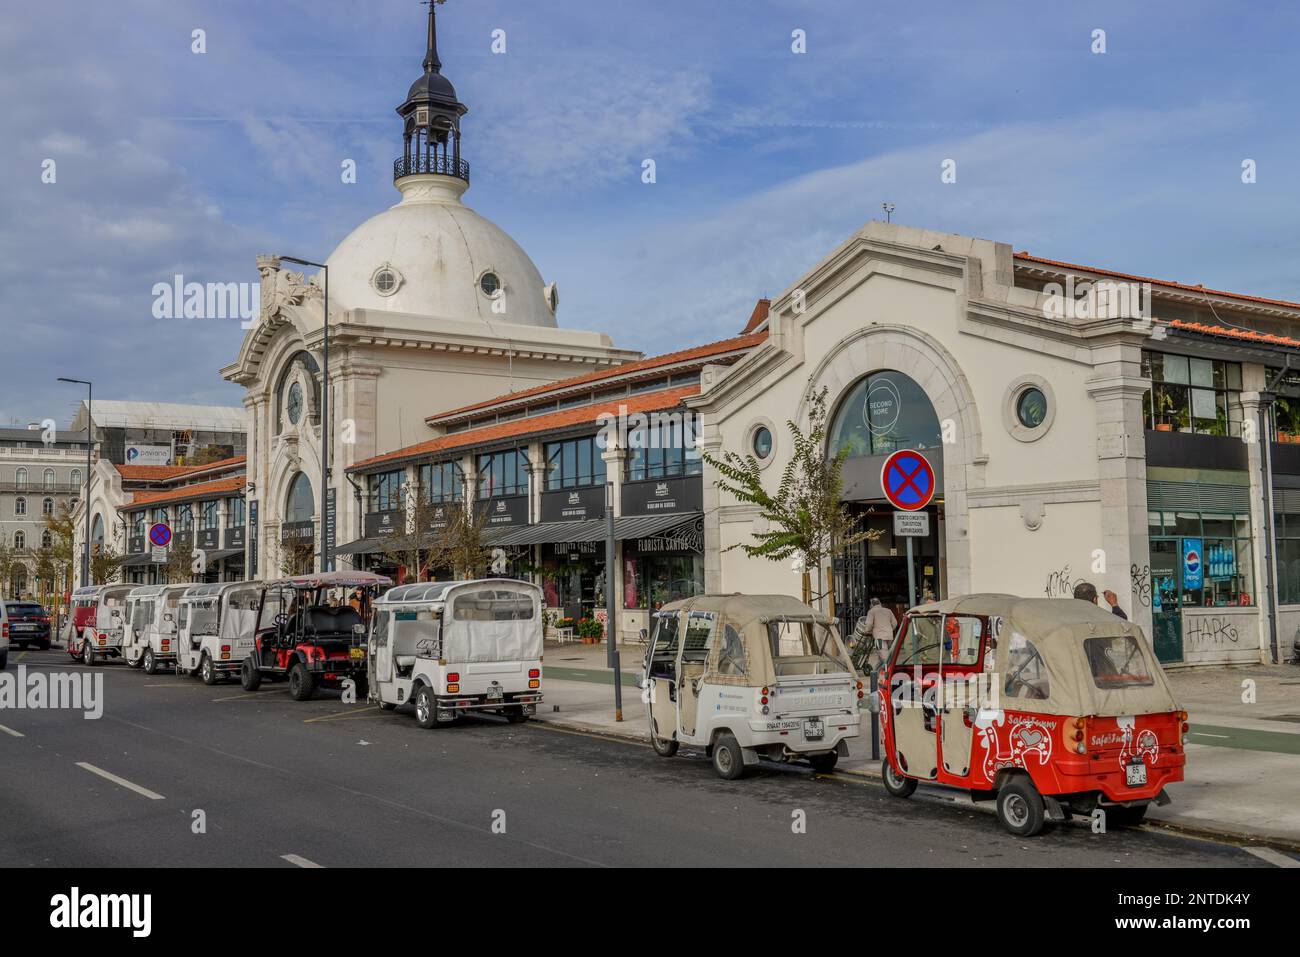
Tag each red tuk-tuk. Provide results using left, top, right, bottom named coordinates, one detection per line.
left=875, top=595, right=1186, bottom=837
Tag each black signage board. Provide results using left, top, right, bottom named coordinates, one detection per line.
left=620, top=475, right=703, bottom=516
left=249, top=501, right=258, bottom=578
left=224, top=526, right=245, bottom=549
left=476, top=494, right=529, bottom=527
left=197, top=528, right=220, bottom=551
left=539, top=485, right=605, bottom=523
left=128, top=535, right=146, bottom=555
left=280, top=520, right=315, bottom=543
left=325, top=488, right=337, bottom=570
left=364, top=509, right=403, bottom=538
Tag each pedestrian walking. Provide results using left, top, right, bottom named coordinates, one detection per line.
left=861, top=597, right=897, bottom=657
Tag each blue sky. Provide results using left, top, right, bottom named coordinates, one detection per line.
left=3, top=0, right=1299, bottom=427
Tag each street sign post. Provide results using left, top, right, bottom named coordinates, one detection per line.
left=881, top=452, right=935, bottom=609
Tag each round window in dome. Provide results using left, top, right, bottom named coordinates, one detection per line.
left=479, top=272, right=501, bottom=297
left=370, top=264, right=402, bottom=297
left=752, top=426, right=773, bottom=460
left=1016, top=387, right=1048, bottom=429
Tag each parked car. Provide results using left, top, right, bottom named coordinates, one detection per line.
left=1, top=600, right=52, bottom=650
left=241, top=571, right=391, bottom=700
left=875, top=594, right=1186, bottom=837
left=367, top=579, right=544, bottom=727
left=642, top=593, right=863, bottom=779
left=0, top=605, right=9, bottom=669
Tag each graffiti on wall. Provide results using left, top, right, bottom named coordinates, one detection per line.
left=1130, top=563, right=1151, bottom=608
left=1184, top=614, right=1240, bottom=651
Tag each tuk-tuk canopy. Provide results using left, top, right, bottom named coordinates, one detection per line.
left=656, top=593, right=852, bottom=688
left=906, top=594, right=1181, bottom=718
left=265, top=571, right=392, bottom=591
left=376, top=579, right=543, bottom=664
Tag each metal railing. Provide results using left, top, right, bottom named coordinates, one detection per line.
left=393, top=154, right=470, bottom=183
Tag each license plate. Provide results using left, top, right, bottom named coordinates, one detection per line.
left=1125, top=761, right=1148, bottom=787
left=486, top=686, right=503, bottom=700
left=349, top=647, right=365, bottom=660
left=13, top=624, right=35, bottom=631
left=803, top=719, right=824, bottom=741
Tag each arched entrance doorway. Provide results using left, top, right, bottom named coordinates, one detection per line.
left=281, top=472, right=316, bottom=574
left=829, top=369, right=945, bottom=630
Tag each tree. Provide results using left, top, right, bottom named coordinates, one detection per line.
left=91, top=541, right=124, bottom=586
left=703, top=384, right=881, bottom=610
left=0, top=539, right=19, bottom=600
left=43, top=502, right=77, bottom=608
left=378, top=488, right=493, bottom=582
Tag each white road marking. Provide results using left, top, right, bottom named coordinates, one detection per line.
left=281, top=853, right=324, bottom=868
left=0, top=724, right=25, bottom=738
left=75, top=762, right=165, bottom=800
left=1191, top=732, right=1231, bottom=739
left=1244, top=846, right=1299, bottom=868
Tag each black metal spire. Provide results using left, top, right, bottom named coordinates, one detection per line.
left=395, top=0, right=469, bottom=184
left=422, top=0, right=442, bottom=75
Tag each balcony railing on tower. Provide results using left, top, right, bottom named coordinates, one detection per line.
left=393, top=153, right=470, bottom=183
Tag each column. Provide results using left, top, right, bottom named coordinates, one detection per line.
left=1241, top=388, right=1276, bottom=663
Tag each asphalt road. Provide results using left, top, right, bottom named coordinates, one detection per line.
left=0, top=649, right=1277, bottom=868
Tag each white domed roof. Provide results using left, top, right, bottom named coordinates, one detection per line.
left=324, top=175, right=557, bottom=327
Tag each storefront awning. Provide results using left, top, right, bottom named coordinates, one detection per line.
left=121, top=553, right=155, bottom=567
left=335, top=536, right=389, bottom=556
left=486, top=512, right=701, bottom=548
left=204, top=548, right=244, bottom=565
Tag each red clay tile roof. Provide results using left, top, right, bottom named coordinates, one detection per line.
left=427, top=330, right=765, bottom=424
left=1167, top=319, right=1300, bottom=349
left=1014, top=252, right=1300, bottom=312
left=116, top=455, right=246, bottom=483
left=119, top=476, right=246, bottom=510
left=741, top=299, right=771, bottom=334
left=356, top=384, right=701, bottom=472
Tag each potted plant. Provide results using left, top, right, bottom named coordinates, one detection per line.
left=577, top=617, right=604, bottom=644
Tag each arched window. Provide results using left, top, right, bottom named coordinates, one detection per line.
left=70, top=468, right=82, bottom=488
left=285, top=472, right=315, bottom=523
left=14, top=468, right=27, bottom=488
left=43, top=468, right=55, bottom=489
left=14, top=496, right=26, bottom=516
left=829, top=370, right=943, bottom=459
left=13, top=531, right=25, bottom=550
left=92, top=514, right=105, bottom=546
left=42, top=497, right=54, bottom=516
left=41, top=530, right=52, bottom=549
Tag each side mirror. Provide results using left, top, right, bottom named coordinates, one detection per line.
left=352, top=623, right=366, bottom=637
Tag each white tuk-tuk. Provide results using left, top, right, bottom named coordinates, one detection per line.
left=123, top=583, right=192, bottom=674
left=70, top=584, right=134, bottom=665
left=367, top=579, right=544, bottom=728
left=177, top=581, right=279, bottom=685
left=642, top=594, right=863, bottom=779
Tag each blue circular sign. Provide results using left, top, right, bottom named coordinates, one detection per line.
left=880, top=450, right=935, bottom=511
left=148, top=523, right=172, bottom=548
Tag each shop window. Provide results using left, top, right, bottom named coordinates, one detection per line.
left=622, top=553, right=704, bottom=610
left=625, top=413, right=702, bottom=482
left=368, top=470, right=405, bottom=512
left=545, top=436, right=607, bottom=490
left=1147, top=510, right=1254, bottom=608
left=1142, top=351, right=1243, bottom=436
left=477, top=449, right=529, bottom=499
left=420, top=461, right=464, bottom=504
left=830, top=370, right=942, bottom=459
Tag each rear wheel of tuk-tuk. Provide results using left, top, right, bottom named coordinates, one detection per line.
left=711, top=733, right=747, bottom=780
left=650, top=733, right=679, bottom=757
left=200, top=653, right=219, bottom=686
left=996, top=777, right=1046, bottom=837
left=82, top=641, right=96, bottom=666
left=288, top=661, right=315, bottom=701
left=240, top=658, right=262, bottom=692
left=414, top=685, right=437, bottom=729
left=881, top=759, right=917, bottom=798
left=142, top=649, right=157, bottom=675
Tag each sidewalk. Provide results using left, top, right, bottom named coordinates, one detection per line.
left=536, top=641, right=1300, bottom=848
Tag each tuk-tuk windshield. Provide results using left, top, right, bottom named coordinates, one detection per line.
left=188, top=601, right=218, bottom=635
left=1083, top=635, right=1155, bottom=689
left=765, top=619, right=850, bottom=675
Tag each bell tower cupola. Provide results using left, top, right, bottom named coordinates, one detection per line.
left=394, top=0, right=469, bottom=186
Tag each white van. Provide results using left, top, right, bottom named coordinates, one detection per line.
left=177, top=581, right=278, bottom=685
left=368, top=579, right=544, bottom=728
left=72, top=584, right=134, bottom=665
left=123, top=583, right=192, bottom=674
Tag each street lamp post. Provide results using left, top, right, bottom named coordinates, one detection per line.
left=278, top=256, right=332, bottom=572
left=57, top=377, right=93, bottom=588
